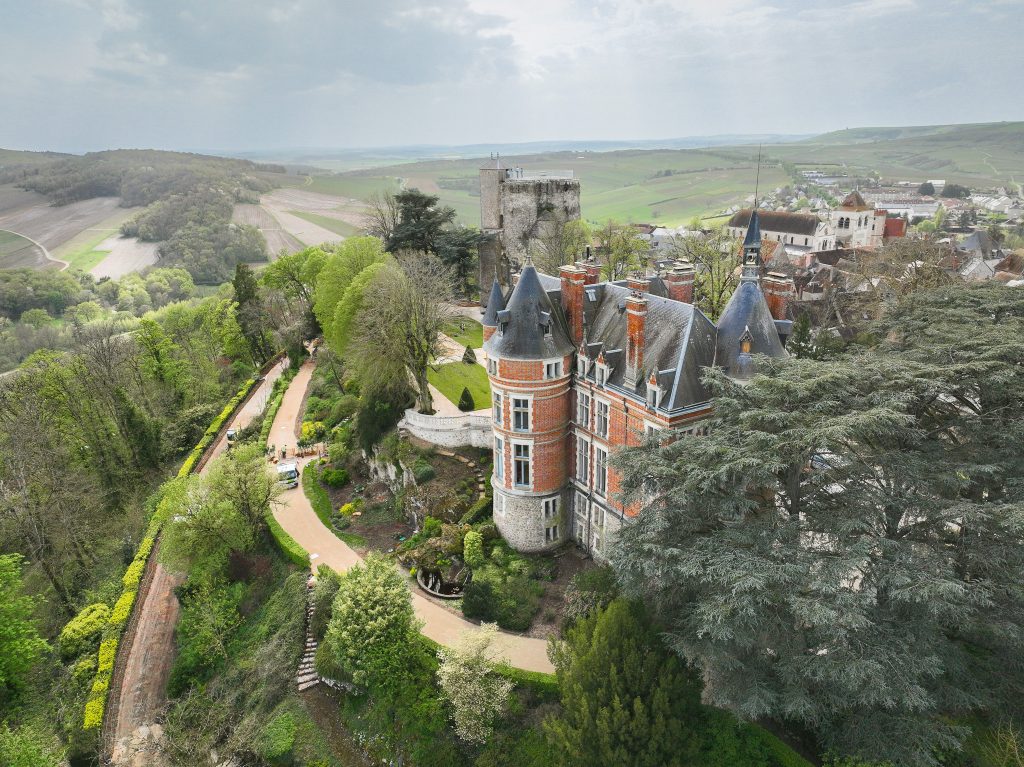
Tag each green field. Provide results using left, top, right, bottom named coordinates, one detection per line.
left=443, top=317, right=483, bottom=348
left=428, top=360, right=490, bottom=411
left=305, top=122, right=1024, bottom=226
left=287, top=210, right=361, bottom=238
left=307, top=174, right=400, bottom=199
left=52, top=207, right=139, bottom=271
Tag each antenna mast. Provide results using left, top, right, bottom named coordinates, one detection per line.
left=753, top=144, right=762, bottom=208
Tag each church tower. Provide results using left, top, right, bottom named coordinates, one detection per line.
left=483, top=261, right=574, bottom=552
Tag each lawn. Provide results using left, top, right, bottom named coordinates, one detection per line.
left=287, top=210, right=360, bottom=238
left=428, top=360, right=490, bottom=412
left=443, top=317, right=483, bottom=348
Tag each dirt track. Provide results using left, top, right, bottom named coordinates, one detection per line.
left=110, top=360, right=288, bottom=765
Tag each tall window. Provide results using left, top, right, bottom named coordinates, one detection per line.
left=594, top=446, right=608, bottom=496
left=512, top=398, right=530, bottom=431
left=543, top=497, right=559, bottom=519
left=494, top=437, right=504, bottom=481
left=596, top=366, right=606, bottom=387
left=487, top=358, right=497, bottom=375
left=545, top=523, right=560, bottom=543
left=576, top=437, right=589, bottom=483
left=577, top=392, right=591, bottom=427
left=514, top=443, right=531, bottom=487
left=492, top=392, right=503, bottom=425
left=596, top=401, right=609, bottom=438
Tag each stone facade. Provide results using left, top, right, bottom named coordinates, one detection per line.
left=478, top=165, right=581, bottom=304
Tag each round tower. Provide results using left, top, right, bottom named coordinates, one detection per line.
left=483, top=263, right=574, bottom=552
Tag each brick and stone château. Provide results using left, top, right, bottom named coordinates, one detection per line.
left=483, top=210, right=791, bottom=559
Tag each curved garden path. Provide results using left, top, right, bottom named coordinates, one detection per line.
left=109, top=359, right=289, bottom=765
left=269, top=360, right=555, bottom=674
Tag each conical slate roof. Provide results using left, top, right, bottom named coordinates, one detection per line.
left=481, top=279, right=505, bottom=327
left=483, top=264, right=575, bottom=360
left=717, top=210, right=786, bottom=377
left=715, top=273, right=786, bottom=377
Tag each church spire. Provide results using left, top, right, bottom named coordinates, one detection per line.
left=742, top=209, right=762, bottom=270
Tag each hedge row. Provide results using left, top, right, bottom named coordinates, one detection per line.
left=82, top=376, right=259, bottom=731
left=179, top=377, right=258, bottom=476
left=259, top=368, right=298, bottom=445
left=301, top=459, right=333, bottom=527
left=266, top=512, right=309, bottom=567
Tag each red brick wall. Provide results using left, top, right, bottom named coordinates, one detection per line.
left=763, top=274, right=794, bottom=321
left=625, top=295, right=646, bottom=383
left=559, top=266, right=586, bottom=346
left=664, top=270, right=695, bottom=304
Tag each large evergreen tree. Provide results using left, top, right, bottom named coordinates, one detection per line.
left=387, top=189, right=456, bottom=254
left=613, top=285, right=1024, bottom=766
left=546, top=599, right=703, bottom=767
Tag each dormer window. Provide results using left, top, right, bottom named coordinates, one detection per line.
left=646, top=383, right=659, bottom=407
left=577, top=354, right=589, bottom=376
left=544, top=360, right=562, bottom=379
left=487, top=358, right=498, bottom=376
left=739, top=329, right=753, bottom=355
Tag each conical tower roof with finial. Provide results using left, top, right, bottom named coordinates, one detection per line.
left=715, top=209, right=786, bottom=377
left=483, top=262, right=574, bottom=360
left=481, top=278, right=505, bottom=327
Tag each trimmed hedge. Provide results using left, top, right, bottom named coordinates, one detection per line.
left=82, top=374, right=260, bottom=731
left=459, top=495, right=492, bottom=526
left=267, top=512, right=309, bottom=567
left=260, top=368, right=297, bottom=445
left=302, top=459, right=333, bottom=527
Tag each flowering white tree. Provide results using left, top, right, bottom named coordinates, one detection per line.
left=436, top=623, right=513, bottom=744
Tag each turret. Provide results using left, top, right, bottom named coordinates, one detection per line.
left=481, top=279, right=505, bottom=343
left=483, top=262, right=574, bottom=552
left=715, top=211, right=787, bottom=380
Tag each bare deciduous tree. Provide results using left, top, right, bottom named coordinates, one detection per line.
left=350, top=253, right=455, bottom=414
left=364, top=190, right=401, bottom=243
left=667, top=230, right=741, bottom=321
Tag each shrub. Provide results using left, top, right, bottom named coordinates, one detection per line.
left=423, top=516, right=442, bottom=537
left=462, top=579, right=496, bottom=622
left=97, top=638, right=118, bottom=674
left=108, top=590, right=136, bottom=628
left=459, top=496, right=492, bottom=526
left=340, top=500, right=362, bottom=516
left=463, top=531, right=485, bottom=569
left=266, top=512, right=308, bottom=567
left=59, top=604, right=111, bottom=660
left=300, top=420, right=325, bottom=444
left=413, top=458, right=436, bottom=484
left=261, top=711, right=296, bottom=764
left=563, top=565, right=619, bottom=626
left=311, top=565, right=341, bottom=641
left=457, top=386, right=475, bottom=412
left=462, top=345, right=476, bottom=364
left=320, top=467, right=349, bottom=487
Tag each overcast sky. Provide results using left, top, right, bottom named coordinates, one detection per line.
left=1, top=0, right=1021, bottom=153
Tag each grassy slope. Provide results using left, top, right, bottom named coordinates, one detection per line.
left=443, top=318, right=483, bottom=348
left=309, top=122, right=1023, bottom=226
left=428, top=361, right=490, bottom=410
left=53, top=207, right=139, bottom=271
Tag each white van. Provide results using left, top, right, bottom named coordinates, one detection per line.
left=277, top=461, right=299, bottom=489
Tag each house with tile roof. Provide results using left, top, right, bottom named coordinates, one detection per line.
left=727, top=208, right=836, bottom=255
left=482, top=212, right=790, bottom=559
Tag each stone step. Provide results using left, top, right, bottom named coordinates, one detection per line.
left=296, top=672, right=318, bottom=683
left=298, top=679, right=320, bottom=691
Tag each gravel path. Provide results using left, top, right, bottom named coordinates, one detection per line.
left=110, top=360, right=289, bottom=765
left=269, top=361, right=554, bottom=673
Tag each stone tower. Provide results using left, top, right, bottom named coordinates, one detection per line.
left=478, top=164, right=581, bottom=305
left=483, top=261, right=574, bottom=552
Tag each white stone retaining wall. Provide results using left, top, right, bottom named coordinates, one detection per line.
left=399, top=408, right=493, bottom=448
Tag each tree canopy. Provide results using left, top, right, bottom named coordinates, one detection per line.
left=613, top=283, right=1024, bottom=766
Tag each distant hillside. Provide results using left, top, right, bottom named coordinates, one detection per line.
left=808, top=121, right=1024, bottom=146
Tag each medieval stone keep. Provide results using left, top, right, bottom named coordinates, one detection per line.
left=483, top=211, right=791, bottom=559
left=478, top=161, right=581, bottom=301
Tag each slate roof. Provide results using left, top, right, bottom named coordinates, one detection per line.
left=728, top=209, right=820, bottom=236
left=483, top=265, right=575, bottom=360
left=481, top=279, right=505, bottom=326
left=577, top=282, right=717, bottom=409
left=715, top=267, right=787, bottom=378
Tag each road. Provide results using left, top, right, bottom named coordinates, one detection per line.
left=109, top=359, right=288, bottom=766
left=268, top=360, right=554, bottom=674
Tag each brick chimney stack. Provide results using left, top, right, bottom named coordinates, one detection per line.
left=663, top=260, right=695, bottom=304
left=763, top=272, right=795, bottom=320
left=624, top=291, right=648, bottom=390
left=559, top=265, right=587, bottom=346
left=626, top=275, right=650, bottom=294
left=580, top=262, right=602, bottom=285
